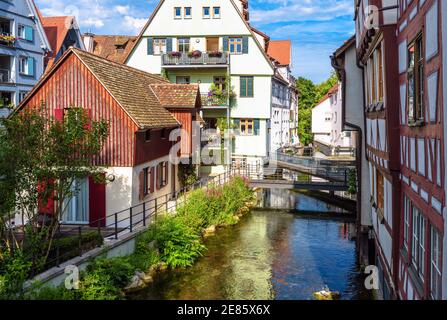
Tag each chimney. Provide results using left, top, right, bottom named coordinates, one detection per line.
left=83, top=32, right=95, bottom=52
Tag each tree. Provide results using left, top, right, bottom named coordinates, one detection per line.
left=315, top=71, right=338, bottom=102
left=0, top=105, right=108, bottom=279
left=296, top=77, right=317, bottom=146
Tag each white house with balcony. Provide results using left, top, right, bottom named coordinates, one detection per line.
left=124, top=0, right=297, bottom=165
left=0, top=0, right=50, bottom=117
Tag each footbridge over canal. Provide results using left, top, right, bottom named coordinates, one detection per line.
left=231, top=152, right=356, bottom=191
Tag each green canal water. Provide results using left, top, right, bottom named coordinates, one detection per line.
left=130, top=189, right=372, bottom=300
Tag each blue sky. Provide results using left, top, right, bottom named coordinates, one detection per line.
left=35, top=0, right=355, bottom=83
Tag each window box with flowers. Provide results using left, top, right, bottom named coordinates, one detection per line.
left=208, top=50, right=223, bottom=58
left=0, top=34, right=17, bottom=46
left=168, top=51, right=182, bottom=58
left=188, top=50, right=202, bottom=58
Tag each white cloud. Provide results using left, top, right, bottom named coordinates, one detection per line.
left=123, top=16, right=147, bottom=33
left=114, top=5, right=130, bottom=15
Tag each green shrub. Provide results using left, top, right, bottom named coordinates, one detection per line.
left=0, top=252, right=33, bottom=299
left=150, top=216, right=206, bottom=269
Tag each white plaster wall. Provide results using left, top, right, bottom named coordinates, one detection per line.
left=312, top=99, right=331, bottom=134
left=230, top=75, right=272, bottom=119
left=234, top=120, right=268, bottom=157
left=105, top=167, right=133, bottom=227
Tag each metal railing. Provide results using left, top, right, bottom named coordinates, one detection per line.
left=38, top=169, right=239, bottom=271
left=274, top=152, right=355, bottom=183
left=162, top=52, right=228, bottom=66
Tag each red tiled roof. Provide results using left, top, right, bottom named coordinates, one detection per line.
left=41, top=16, right=75, bottom=70
left=150, top=84, right=200, bottom=109
left=267, top=40, right=292, bottom=66
left=84, top=35, right=137, bottom=64
left=317, top=83, right=339, bottom=104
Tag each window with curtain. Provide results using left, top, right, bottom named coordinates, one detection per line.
left=407, top=35, right=424, bottom=124
left=63, top=178, right=89, bottom=223
left=153, top=38, right=166, bottom=55
left=411, top=206, right=426, bottom=281
left=178, top=38, right=190, bottom=53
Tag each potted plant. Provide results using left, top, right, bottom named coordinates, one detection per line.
left=168, top=51, right=182, bottom=58
left=187, top=50, right=202, bottom=58
left=208, top=50, right=222, bottom=58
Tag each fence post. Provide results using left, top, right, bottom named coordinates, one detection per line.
left=56, top=244, right=60, bottom=267
left=143, top=202, right=146, bottom=227
left=165, top=194, right=168, bottom=212
left=78, top=226, right=82, bottom=257
left=97, top=220, right=101, bottom=247
left=115, top=212, right=118, bottom=240
left=129, top=207, right=133, bottom=232
left=155, top=198, right=158, bottom=216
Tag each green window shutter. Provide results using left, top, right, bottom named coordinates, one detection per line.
left=222, top=36, right=229, bottom=52
left=27, top=57, right=35, bottom=76
left=25, top=26, right=34, bottom=41
left=242, top=36, right=249, bottom=54
left=240, top=77, right=247, bottom=97
left=254, top=119, right=260, bottom=135
left=147, top=38, right=154, bottom=55
left=247, top=77, right=254, bottom=97
left=166, top=38, right=173, bottom=52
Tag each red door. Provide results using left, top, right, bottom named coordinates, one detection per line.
left=89, top=175, right=106, bottom=227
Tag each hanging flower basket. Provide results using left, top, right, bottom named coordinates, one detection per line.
left=168, top=51, right=181, bottom=58
left=188, top=50, right=202, bottom=58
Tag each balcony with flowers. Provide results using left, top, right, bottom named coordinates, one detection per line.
left=162, top=50, right=228, bottom=67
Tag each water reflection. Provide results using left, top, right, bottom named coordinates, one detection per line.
left=259, top=188, right=349, bottom=213
left=130, top=190, right=371, bottom=300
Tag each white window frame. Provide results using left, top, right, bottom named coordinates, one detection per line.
left=184, top=7, right=192, bottom=19
left=174, top=7, right=182, bottom=19
left=203, top=7, right=210, bottom=19
left=153, top=38, right=167, bottom=55
left=213, top=7, right=221, bottom=19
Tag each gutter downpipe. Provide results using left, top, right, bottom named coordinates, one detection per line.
left=330, top=53, right=365, bottom=264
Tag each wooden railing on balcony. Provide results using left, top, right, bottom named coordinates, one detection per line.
left=162, top=52, right=228, bottom=66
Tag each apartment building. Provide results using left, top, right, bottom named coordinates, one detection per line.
left=123, top=0, right=297, bottom=165
left=0, top=0, right=50, bottom=117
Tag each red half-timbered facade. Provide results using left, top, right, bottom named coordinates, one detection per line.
left=396, top=0, right=445, bottom=300
left=351, top=0, right=447, bottom=299
left=15, top=48, right=200, bottom=227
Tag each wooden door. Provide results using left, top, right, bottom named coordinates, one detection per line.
left=207, top=38, right=219, bottom=52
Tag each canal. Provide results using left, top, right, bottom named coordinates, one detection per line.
left=130, top=189, right=372, bottom=300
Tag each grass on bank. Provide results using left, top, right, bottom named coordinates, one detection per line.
left=10, top=176, right=254, bottom=300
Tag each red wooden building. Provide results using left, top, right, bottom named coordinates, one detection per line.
left=15, top=48, right=201, bottom=227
